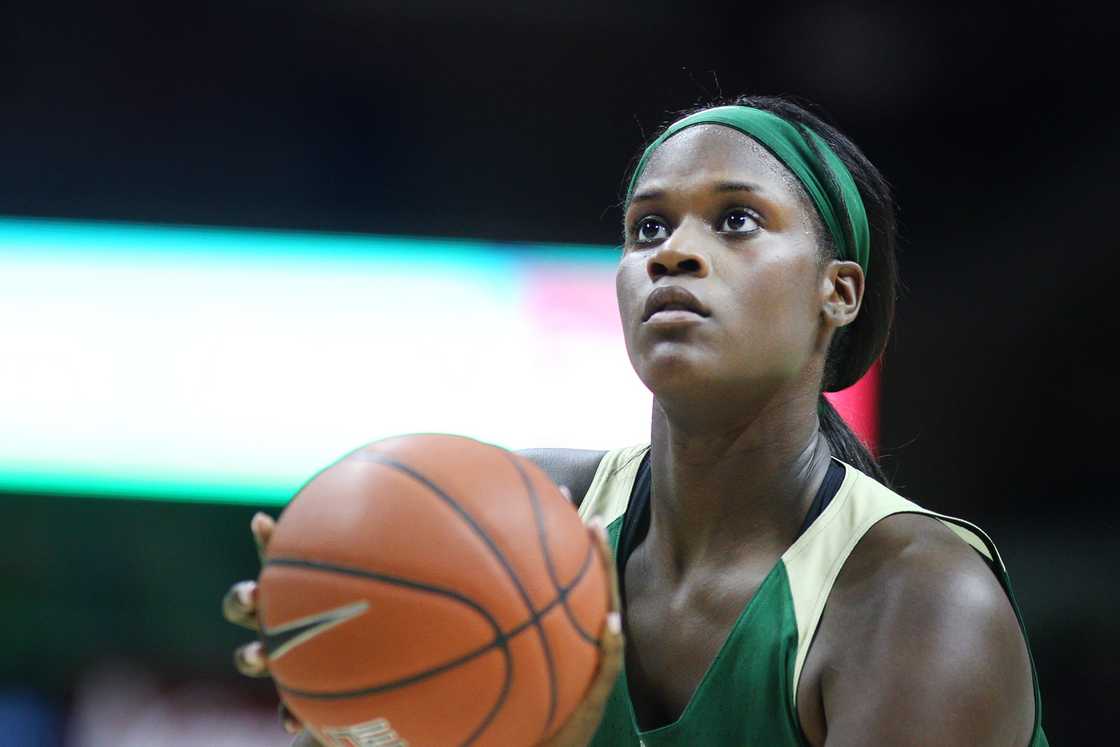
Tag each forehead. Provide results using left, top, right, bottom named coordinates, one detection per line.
left=633, top=124, right=805, bottom=204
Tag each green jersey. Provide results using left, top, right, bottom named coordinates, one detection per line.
left=578, top=445, right=1048, bottom=747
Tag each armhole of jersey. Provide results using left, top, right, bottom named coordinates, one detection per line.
left=923, top=513, right=1044, bottom=742
left=783, top=462, right=1009, bottom=710
left=577, top=444, right=648, bottom=528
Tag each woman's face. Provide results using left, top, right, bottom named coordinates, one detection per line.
left=617, top=124, right=844, bottom=407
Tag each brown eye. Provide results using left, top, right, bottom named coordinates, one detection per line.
left=636, top=217, right=669, bottom=243
left=721, top=209, right=760, bottom=234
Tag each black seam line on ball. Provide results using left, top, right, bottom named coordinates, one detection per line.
left=500, top=450, right=558, bottom=736
left=504, top=450, right=601, bottom=651
left=265, top=555, right=512, bottom=720
left=269, top=542, right=598, bottom=703
left=461, top=635, right=513, bottom=747
left=267, top=556, right=516, bottom=745
left=352, top=452, right=558, bottom=727
left=503, top=538, right=597, bottom=640
left=263, top=557, right=505, bottom=641
left=273, top=591, right=559, bottom=701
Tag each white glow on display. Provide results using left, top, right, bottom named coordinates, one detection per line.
left=0, top=218, right=651, bottom=503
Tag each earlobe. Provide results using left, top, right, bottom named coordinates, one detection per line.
left=821, top=260, right=864, bottom=328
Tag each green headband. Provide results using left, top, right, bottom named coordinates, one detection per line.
left=627, top=106, right=870, bottom=275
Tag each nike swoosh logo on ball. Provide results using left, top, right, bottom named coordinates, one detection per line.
left=262, top=600, right=370, bottom=661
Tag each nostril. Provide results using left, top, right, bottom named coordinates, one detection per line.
left=649, top=261, right=668, bottom=279
left=678, top=258, right=701, bottom=273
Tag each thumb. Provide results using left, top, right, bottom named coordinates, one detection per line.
left=251, top=512, right=276, bottom=560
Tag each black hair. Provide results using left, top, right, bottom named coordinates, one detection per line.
left=626, top=95, right=898, bottom=485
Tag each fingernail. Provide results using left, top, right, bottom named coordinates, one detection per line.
left=587, top=515, right=604, bottom=531
left=241, top=643, right=264, bottom=669
left=235, top=581, right=254, bottom=608
left=607, top=611, right=621, bottom=635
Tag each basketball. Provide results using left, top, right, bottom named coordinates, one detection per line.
left=256, top=434, right=609, bottom=747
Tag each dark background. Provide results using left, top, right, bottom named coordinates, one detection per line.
left=3, top=1, right=1116, bottom=744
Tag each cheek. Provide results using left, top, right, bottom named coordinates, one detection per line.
left=724, top=253, right=822, bottom=353
left=614, top=257, right=643, bottom=328
left=615, top=256, right=655, bottom=375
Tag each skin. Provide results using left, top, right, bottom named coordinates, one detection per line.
left=225, top=123, right=1037, bottom=746
left=610, top=125, right=1036, bottom=746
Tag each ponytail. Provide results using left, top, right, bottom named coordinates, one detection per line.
left=818, top=394, right=889, bottom=486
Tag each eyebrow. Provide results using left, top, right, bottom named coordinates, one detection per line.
left=629, top=180, right=762, bottom=204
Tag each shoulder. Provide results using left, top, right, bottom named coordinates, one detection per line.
left=516, top=448, right=607, bottom=507
left=836, top=512, right=1003, bottom=607
left=802, top=513, right=1036, bottom=747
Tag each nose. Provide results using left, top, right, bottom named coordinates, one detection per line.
left=646, top=231, right=710, bottom=281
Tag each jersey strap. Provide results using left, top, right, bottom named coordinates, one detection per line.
left=577, top=444, right=648, bottom=526
left=781, top=461, right=1046, bottom=746
left=576, top=449, right=1047, bottom=746
left=782, top=462, right=1006, bottom=705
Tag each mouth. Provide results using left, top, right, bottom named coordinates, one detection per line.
left=642, top=285, right=711, bottom=323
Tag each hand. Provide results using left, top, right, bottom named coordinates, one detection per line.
left=222, top=512, right=313, bottom=741
left=537, top=515, right=625, bottom=747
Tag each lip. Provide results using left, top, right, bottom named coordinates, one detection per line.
left=641, top=285, right=711, bottom=323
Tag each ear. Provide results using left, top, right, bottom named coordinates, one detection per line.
left=820, top=259, right=864, bottom=330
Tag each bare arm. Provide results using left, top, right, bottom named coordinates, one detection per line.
left=802, top=514, right=1036, bottom=747
left=517, top=448, right=606, bottom=508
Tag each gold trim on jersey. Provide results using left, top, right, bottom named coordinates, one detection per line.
left=577, top=444, right=648, bottom=526
left=576, top=447, right=1009, bottom=714
left=783, top=460, right=1004, bottom=709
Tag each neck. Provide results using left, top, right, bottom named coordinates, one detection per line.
left=646, top=389, right=833, bottom=575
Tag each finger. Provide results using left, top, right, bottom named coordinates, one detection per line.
left=233, top=640, right=270, bottom=678
left=588, top=610, right=625, bottom=698
left=587, top=516, right=621, bottom=617
left=535, top=605, right=624, bottom=746
left=558, top=484, right=573, bottom=503
left=251, top=512, right=276, bottom=559
left=222, top=580, right=260, bottom=629
left=279, top=702, right=303, bottom=735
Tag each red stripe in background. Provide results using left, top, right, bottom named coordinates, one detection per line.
left=824, top=361, right=880, bottom=454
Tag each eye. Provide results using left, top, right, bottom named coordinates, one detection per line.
left=634, top=217, right=669, bottom=243
left=720, top=209, right=761, bottom=234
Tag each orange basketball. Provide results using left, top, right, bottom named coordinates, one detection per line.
left=257, top=434, right=609, bottom=747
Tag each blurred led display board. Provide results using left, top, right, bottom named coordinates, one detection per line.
left=0, top=217, right=876, bottom=505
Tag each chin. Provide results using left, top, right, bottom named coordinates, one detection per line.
left=633, top=343, right=721, bottom=397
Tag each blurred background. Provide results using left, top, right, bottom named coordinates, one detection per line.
left=2, top=1, right=1115, bottom=744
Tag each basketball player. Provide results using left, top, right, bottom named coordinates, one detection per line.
left=225, top=95, right=1048, bottom=745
